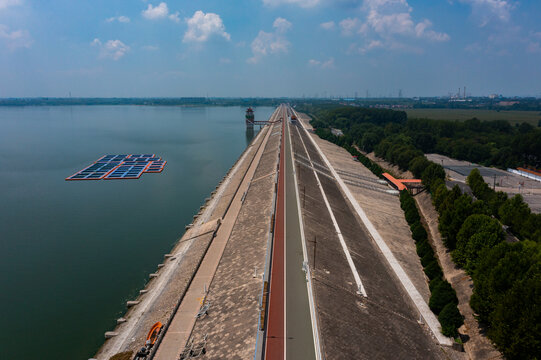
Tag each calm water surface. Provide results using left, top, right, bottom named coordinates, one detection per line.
left=0, top=105, right=274, bottom=360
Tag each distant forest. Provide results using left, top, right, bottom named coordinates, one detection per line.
left=2, top=96, right=541, bottom=112
left=0, top=97, right=285, bottom=107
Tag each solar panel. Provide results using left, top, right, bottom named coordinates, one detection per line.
left=67, top=154, right=166, bottom=181
left=129, top=154, right=155, bottom=158
left=104, top=163, right=150, bottom=180
left=66, top=161, right=122, bottom=180
left=145, top=160, right=167, bottom=173
left=96, top=154, right=130, bottom=163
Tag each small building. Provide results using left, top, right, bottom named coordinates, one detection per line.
left=382, top=173, right=424, bottom=194
left=331, top=128, right=344, bottom=137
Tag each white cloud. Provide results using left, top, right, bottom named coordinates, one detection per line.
left=106, top=16, right=130, bottom=23
left=262, top=0, right=321, bottom=9
left=169, top=12, right=180, bottom=23
left=219, top=57, right=232, bottom=64
left=273, top=17, right=292, bottom=33
left=142, top=2, right=179, bottom=22
left=352, top=39, right=384, bottom=53
left=339, top=0, right=449, bottom=48
left=249, top=35, right=292, bottom=63
left=92, top=38, right=130, bottom=60
left=339, top=17, right=363, bottom=36
left=142, top=2, right=168, bottom=19
left=367, top=11, right=413, bottom=35
left=248, top=17, right=292, bottom=63
left=365, top=39, right=383, bottom=51
left=415, top=19, right=450, bottom=41
left=458, top=0, right=512, bottom=26
left=141, top=45, right=159, bottom=51
left=183, top=11, right=230, bottom=43
left=0, top=24, right=31, bottom=50
left=320, top=21, right=335, bottom=30
left=0, top=0, right=21, bottom=10
left=248, top=31, right=290, bottom=63
left=308, top=57, right=335, bottom=68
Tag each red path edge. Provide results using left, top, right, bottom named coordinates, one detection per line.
left=265, top=111, right=286, bottom=360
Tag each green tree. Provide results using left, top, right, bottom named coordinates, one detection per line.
left=409, top=155, right=431, bottom=178
left=429, top=280, right=458, bottom=314
left=499, top=194, right=531, bottom=237
left=439, top=195, right=488, bottom=250
left=471, top=241, right=540, bottom=323
left=360, top=132, right=381, bottom=153
left=438, top=303, right=464, bottom=338
left=453, top=214, right=504, bottom=272
left=421, top=163, right=446, bottom=192
left=489, top=271, right=541, bottom=359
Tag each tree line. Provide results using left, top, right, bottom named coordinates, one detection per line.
left=307, top=106, right=540, bottom=169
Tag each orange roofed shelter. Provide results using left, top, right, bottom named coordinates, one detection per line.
left=382, top=173, right=423, bottom=192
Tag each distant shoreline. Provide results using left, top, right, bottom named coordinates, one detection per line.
left=2, top=97, right=540, bottom=113
left=0, top=98, right=285, bottom=107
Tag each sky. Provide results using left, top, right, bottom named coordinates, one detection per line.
left=0, top=0, right=540, bottom=98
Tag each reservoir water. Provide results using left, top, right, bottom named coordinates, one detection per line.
left=0, top=105, right=274, bottom=360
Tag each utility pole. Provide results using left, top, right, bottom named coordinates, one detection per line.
left=313, top=235, right=317, bottom=270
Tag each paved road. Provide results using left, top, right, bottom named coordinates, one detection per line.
left=265, top=105, right=318, bottom=360
left=265, top=105, right=286, bottom=360
left=284, top=116, right=317, bottom=359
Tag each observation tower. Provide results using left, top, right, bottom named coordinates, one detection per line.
left=245, top=107, right=255, bottom=128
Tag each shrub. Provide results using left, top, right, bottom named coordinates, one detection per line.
left=424, top=259, right=443, bottom=281
left=421, top=252, right=436, bottom=267
left=402, top=198, right=416, bottom=213
left=401, top=197, right=416, bottom=211
left=405, top=206, right=420, bottom=224
left=429, top=280, right=458, bottom=314
left=429, top=277, right=444, bottom=291
left=411, top=221, right=428, bottom=242
left=438, top=303, right=464, bottom=338
left=416, top=239, right=432, bottom=258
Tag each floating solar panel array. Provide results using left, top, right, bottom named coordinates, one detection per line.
left=66, top=154, right=167, bottom=181
left=145, top=160, right=166, bottom=173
